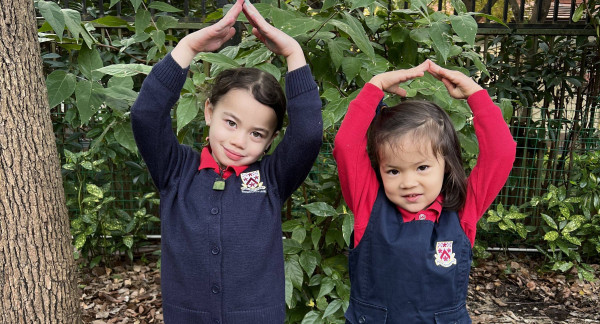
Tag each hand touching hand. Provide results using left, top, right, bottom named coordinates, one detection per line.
left=428, top=61, right=483, bottom=99
left=242, top=0, right=305, bottom=71
left=368, top=60, right=431, bottom=96
left=171, top=0, right=244, bottom=68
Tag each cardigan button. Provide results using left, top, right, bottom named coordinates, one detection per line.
left=358, top=315, right=367, bottom=323
left=213, top=320, right=220, bottom=324
left=211, top=285, right=220, bottom=294
left=211, top=246, right=220, bottom=255
left=211, top=207, right=219, bottom=215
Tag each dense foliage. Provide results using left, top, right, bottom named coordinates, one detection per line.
left=35, top=0, right=599, bottom=322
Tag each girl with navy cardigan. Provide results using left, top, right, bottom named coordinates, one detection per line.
left=334, top=61, right=516, bottom=323
left=131, top=1, right=322, bottom=322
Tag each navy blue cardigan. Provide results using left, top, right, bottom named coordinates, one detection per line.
left=131, top=54, right=322, bottom=323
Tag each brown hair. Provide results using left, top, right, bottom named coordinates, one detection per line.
left=209, top=67, right=286, bottom=131
left=366, top=100, right=467, bottom=211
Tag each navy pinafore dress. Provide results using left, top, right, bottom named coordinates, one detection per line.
left=345, top=188, right=473, bottom=324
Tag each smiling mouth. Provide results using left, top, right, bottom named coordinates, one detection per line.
left=224, top=147, right=243, bottom=161
left=403, top=194, right=421, bottom=202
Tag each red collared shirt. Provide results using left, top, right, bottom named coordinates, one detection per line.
left=198, top=146, right=248, bottom=179
left=398, top=195, right=443, bottom=222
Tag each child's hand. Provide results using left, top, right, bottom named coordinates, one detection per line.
left=368, top=60, right=431, bottom=96
left=428, top=61, right=483, bottom=99
left=171, top=0, right=244, bottom=68
left=242, top=0, right=305, bottom=71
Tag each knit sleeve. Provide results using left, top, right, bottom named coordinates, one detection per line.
left=333, top=83, right=384, bottom=246
left=130, top=53, right=190, bottom=191
left=460, top=90, right=517, bottom=246
left=267, top=64, right=323, bottom=201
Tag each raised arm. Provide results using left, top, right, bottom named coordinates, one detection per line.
left=428, top=61, right=516, bottom=246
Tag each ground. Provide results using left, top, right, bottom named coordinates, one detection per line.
left=79, top=252, right=600, bottom=324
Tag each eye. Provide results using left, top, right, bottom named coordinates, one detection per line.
left=417, top=165, right=429, bottom=172
left=226, top=120, right=236, bottom=128
left=251, top=131, right=264, bottom=138
left=386, top=169, right=399, bottom=175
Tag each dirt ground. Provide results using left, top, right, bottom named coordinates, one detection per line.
left=79, top=252, right=600, bottom=324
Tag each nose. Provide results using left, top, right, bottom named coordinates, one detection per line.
left=399, top=173, right=417, bottom=189
left=229, top=131, right=246, bottom=149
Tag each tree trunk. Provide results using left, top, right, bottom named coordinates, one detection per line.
left=530, top=0, right=553, bottom=22
left=0, top=0, right=81, bottom=323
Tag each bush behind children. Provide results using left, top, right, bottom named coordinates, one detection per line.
left=334, top=60, right=516, bottom=323
left=131, top=0, right=322, bottom=322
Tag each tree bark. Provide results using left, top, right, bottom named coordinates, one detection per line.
left=0, top=0, right=81, bottom=323
left=530, top=0, right=554, bottom=22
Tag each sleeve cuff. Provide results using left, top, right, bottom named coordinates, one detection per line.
left=285, top=65, right=318, bottom=99
left=467, top=89, right=496, bottom=115
left=150, top=52, right=190, bottom=94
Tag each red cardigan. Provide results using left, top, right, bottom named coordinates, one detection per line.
left=333, top=83, right=516, bottom=247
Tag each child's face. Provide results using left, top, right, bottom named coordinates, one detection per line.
left=378, top=136, right=445, bottom=213
left=205, top=88, right=279, bottom=167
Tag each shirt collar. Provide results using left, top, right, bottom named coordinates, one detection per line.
left=198, top=146, right=248, bottom=179
left=398, top=195, right=444, bottom=222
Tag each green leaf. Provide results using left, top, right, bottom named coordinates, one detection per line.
left=283, top=238, right=303, bottom=254
left=429, top=22, right=451, bottom=62
left=123, top=236, right=134, bottom=249
left=135, top=9, right=151, bottom=34
left=86, top=184, right=104, bottom=199
left=311, top=227, right=322, bottom=249
left=472, top=13, right=509, bottom=27
left=317, top=277, right=335, bottom=298
left=46, top=70, right=76, bottom=108
left=38, top=0, right=65, bottom=40
left=92, top=16, right=129, bottom=27
left=449, top=15, right=477, bottom=46
left=572, top=3, right=585, bottom=22
left=461, top=50, right=490, bottom=77
left=157, top=16, right=179, bottom=31
left=176, top=95, right=200, bottom=135
left=96, top=64, right=152, bottom=77
left=541, top=213, right=558, bottom=230
left=75, top=80, right=101, bottom=125
left=62, top=9, right=84, bottom=41
left=326, top=38, right=349, bottom=70
left=328, top=14, right=374, bottom=59
left=255, top=63, right=281, bottom=81
left=552, top=260, right=574, bottom=272
left=245, top=47, right=272, bottom=67
left=197, top=53, right=240, bottom=69
left=342, top=56, right=361, bottom=82
left=303, top=202, right=337, bottom=217
left=114, top=122, right=137, bottom=153
left=301, top=310, right=324, bottom=324
left=78, top=44, right=104, bottom=81
left=322, top=299, right=343, bottom=318
left=292, top=227, right=307, bottom=244
left=150, top=30, right=166, bottom=50
left=342, top=213, right=354, bottom=246
left=282, top=219, right=303, bottom=232
left=148, top=1, right=183, bottom=12
left=130, top=0, right=143, bottom=12
left=74, top=233, right=87, bottom=250
left=285, top=258, right=304, bottom=289
left=285, top=276, right=293, bottom=308
left=451, top=0, right=467, bottom=14
left=299, top=250, right=320, bottom=277
left=544, top=231, right=559, bottom=242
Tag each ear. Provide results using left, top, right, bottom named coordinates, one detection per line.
left=204, top=98, right=213, bottom=126
left=264, top=130, right=280, bottom=153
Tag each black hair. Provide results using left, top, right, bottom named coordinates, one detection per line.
left=209, top=67, right=286, bottom=131
left=366, top=100, right=467, bottom=211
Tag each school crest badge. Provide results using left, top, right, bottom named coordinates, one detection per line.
left=240, top=170, right=266, bottom=193
left=434, top=241, right=457, bottom=267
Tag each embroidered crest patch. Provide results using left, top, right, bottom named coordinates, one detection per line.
left=240, top=170, right=266, bottom=193
left=434, top=241, right=457, bottom=267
